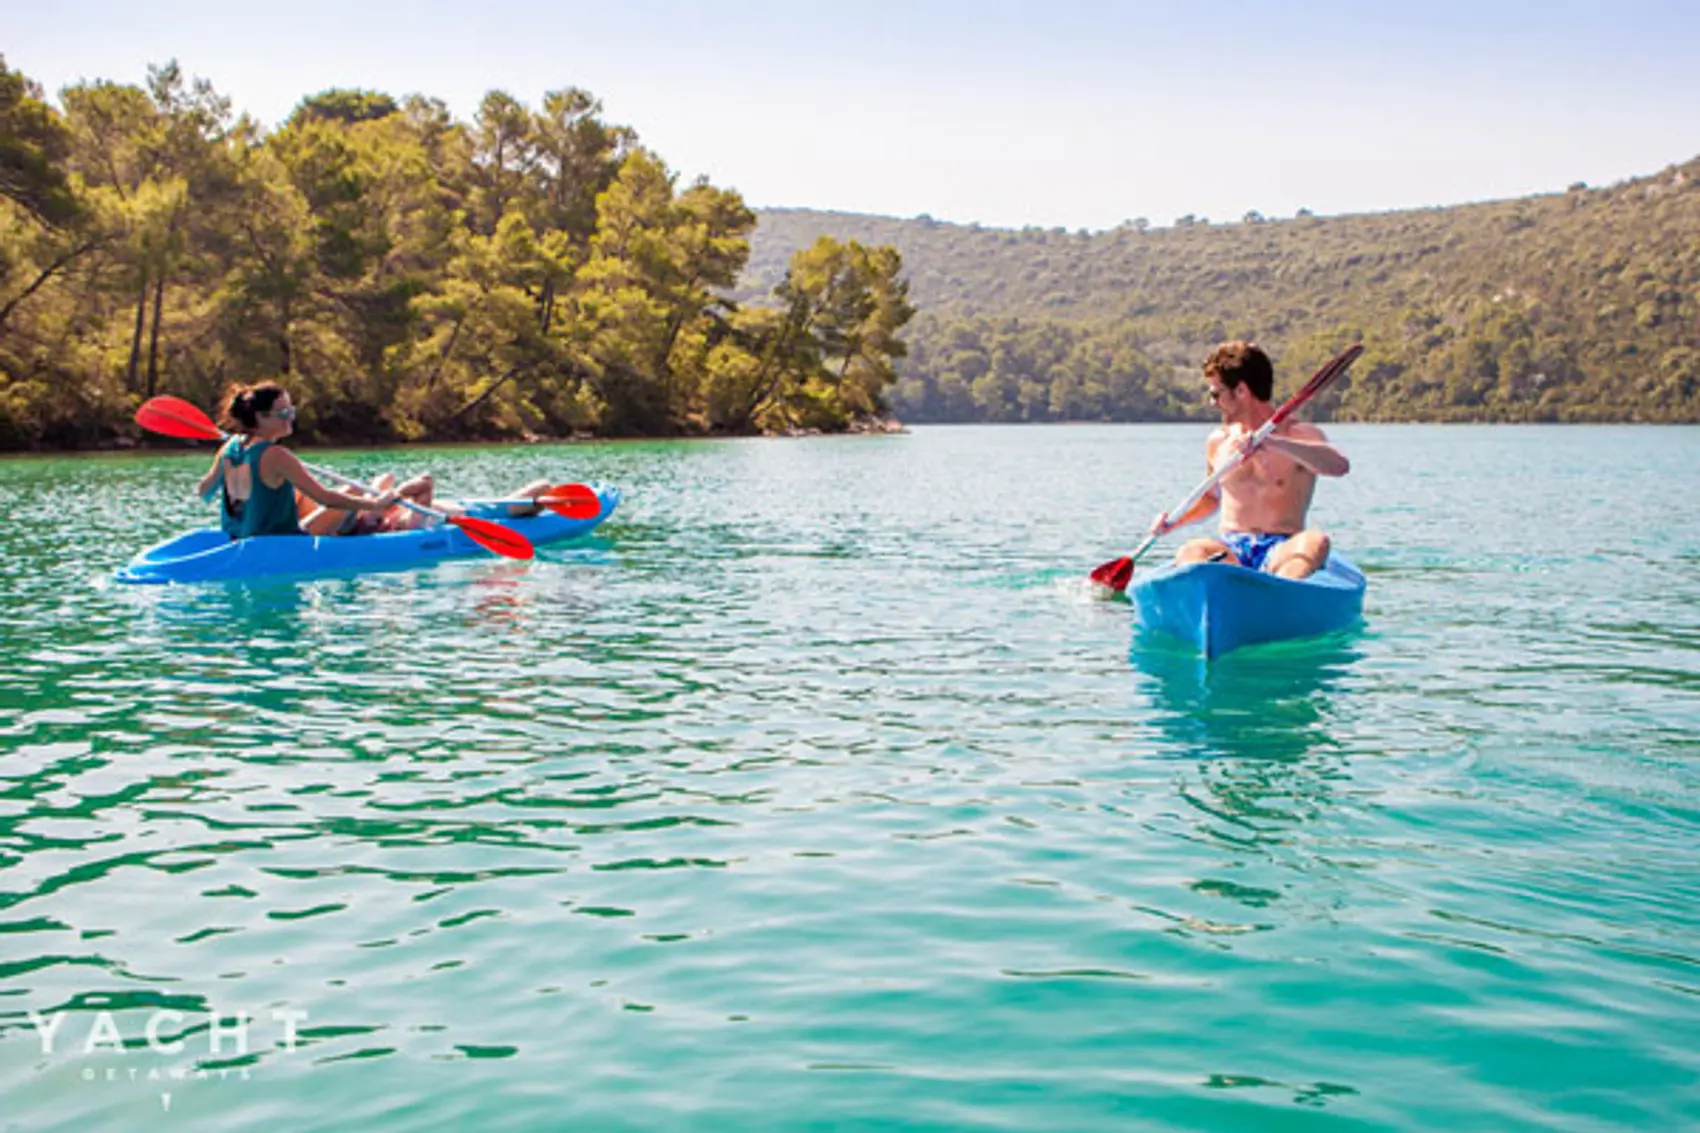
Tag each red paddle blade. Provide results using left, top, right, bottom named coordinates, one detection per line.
left=136, top=396, right=223, bottom=441
left=449, top=515, right=535, bottom=560
left=1090, top=557, right=1134, bottom=592
left=538, top=482, right=601, bottom=520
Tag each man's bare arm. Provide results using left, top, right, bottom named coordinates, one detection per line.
left=1262, top=424, right=1350, bottom=477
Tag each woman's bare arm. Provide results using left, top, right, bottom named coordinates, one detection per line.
left=196, top=452, right=223, bottom=499
left=264, top=448, right=395, bottom=511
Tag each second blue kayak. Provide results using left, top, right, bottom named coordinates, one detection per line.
left=115, top=483, right=620, bottom=585
left=1131, top=551, right=1366, bottom=658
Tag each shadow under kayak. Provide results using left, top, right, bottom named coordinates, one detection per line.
left=1131, top=551, right=1365, bottom=659
left=115, top=484, right=621, bottom=585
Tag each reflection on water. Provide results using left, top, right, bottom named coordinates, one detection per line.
left=1131, top=633, right=1363, bottom=763
left=3, top=427, right=1699, bottom=1132
left=1132, top=634, right=1367, bottom=847
left=465, top=568, right=538, bottom=627
left=138, top=576, right=316, bottom=635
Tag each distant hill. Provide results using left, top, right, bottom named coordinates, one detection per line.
left=741, top=158, right=1700, bottom=423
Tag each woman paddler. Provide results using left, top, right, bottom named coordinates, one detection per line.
left=195, top=382, right=397, bottom=539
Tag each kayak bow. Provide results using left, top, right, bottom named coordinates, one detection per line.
left=1131, top=551, right=1366, bottom=658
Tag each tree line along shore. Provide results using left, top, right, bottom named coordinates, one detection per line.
left=0, top=59, right=913, bottom=450
left=4, top=56, right=1696, bottom=453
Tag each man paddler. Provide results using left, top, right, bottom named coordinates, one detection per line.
left=1150, top=341, right=1351, bottom=580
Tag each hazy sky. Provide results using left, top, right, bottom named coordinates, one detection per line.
left=7, top=0, right=1698, bottom=229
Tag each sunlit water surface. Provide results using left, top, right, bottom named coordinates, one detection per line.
left=1, top=425, right=1696, bottom=1131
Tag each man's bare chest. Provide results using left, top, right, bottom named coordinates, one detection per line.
left=1213, top=436, right=1310, bottom=493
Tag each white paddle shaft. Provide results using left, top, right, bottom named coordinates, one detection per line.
left=1135, top=413, right=1283, bottom=562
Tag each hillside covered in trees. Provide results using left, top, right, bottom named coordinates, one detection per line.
left=5, top=50, right=1695, bottom=448
left=744, top=161, right=1700, bottom=423
left=0, top=58, right=912, bottom=449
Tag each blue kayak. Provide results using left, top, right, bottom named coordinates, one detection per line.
left=115, top=484, right=620, bottom=585
left=1131, top=551, right=1365, bottom=658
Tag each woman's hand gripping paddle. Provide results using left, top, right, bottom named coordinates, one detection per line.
left=1089, top=343, right=1364, bottom=594
left=135, top=396, right=536, bottom=561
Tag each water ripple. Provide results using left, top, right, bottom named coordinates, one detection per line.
left=0, top=427, right=1696, bottom=1130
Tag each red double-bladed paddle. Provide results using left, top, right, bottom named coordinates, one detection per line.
left=135, top=396, right=536, bottom=561
left=1089, top=343, right=1365, bottom=593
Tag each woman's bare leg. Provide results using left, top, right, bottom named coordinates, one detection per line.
left=303, top=473, right=397, bottom=536
left=504, top=479, right=553, bottom=516
left=380, top=474, right=436, bottom=531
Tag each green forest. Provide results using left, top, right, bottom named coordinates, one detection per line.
left=0, top=58, right=913, bottom=449
left=746, top=160, right=1700, bottom=424
left=4, top=55, right=1697, bottom=449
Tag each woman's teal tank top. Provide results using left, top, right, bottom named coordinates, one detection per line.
left=220, top=438, right=304, bottom=539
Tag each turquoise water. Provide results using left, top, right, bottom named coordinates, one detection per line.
left=1, top=425, right=1696, bottom=1131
